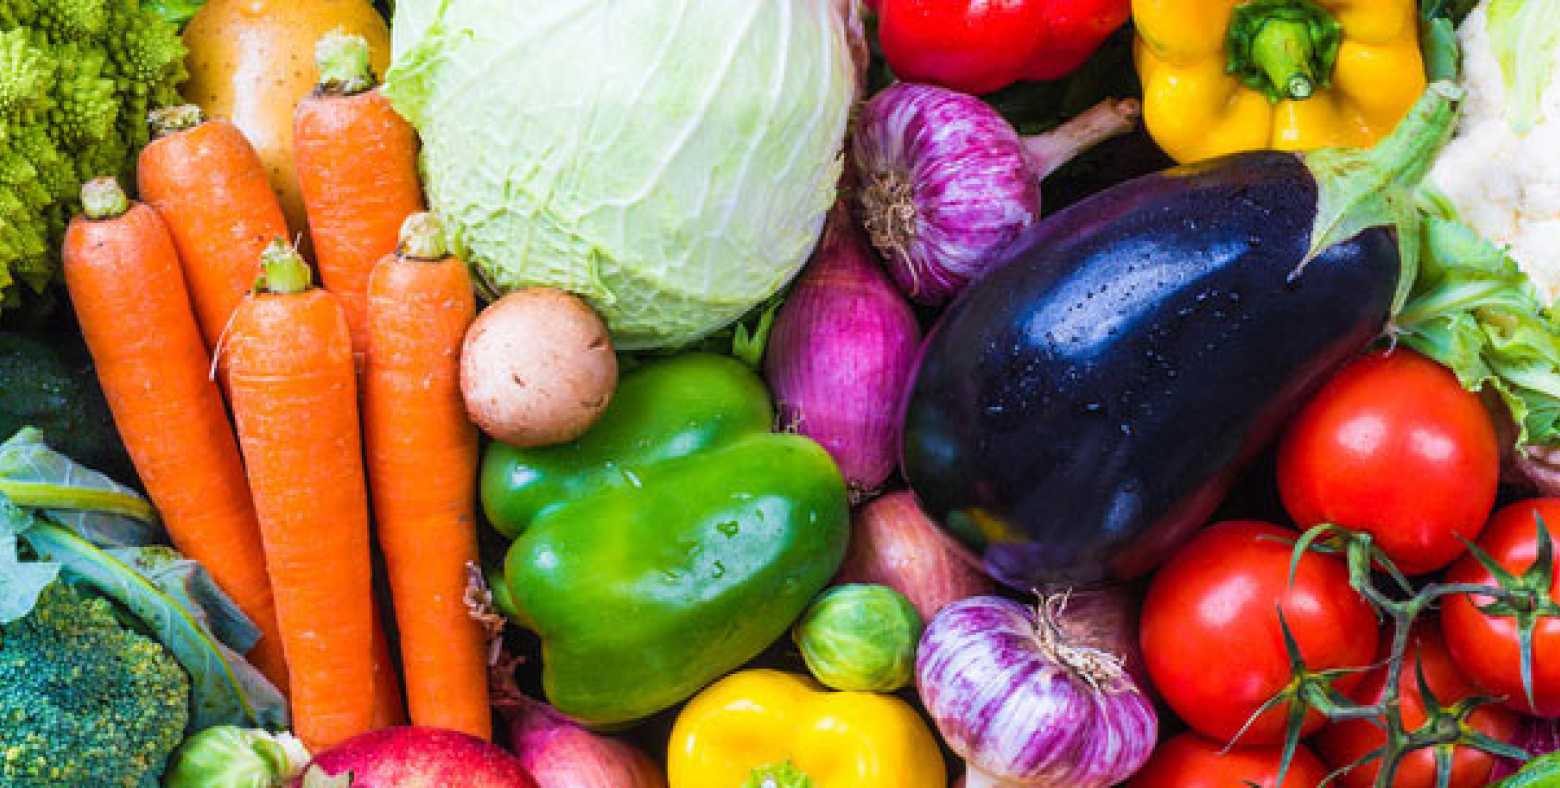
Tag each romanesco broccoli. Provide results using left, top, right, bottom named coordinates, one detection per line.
left=0, top=0, right=186, bottom=313
left=0, top=581, right=191, bottom=787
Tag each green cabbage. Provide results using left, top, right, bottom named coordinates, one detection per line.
left=384, top=0, right=856, bottom=350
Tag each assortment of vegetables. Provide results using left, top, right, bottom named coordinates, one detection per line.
left=15, top=0, right=1560, bottom=785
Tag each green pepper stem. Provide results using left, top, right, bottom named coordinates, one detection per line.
left=743, top=761, right=815, bottom=788
left=80, top=177, right=130, bottom=221
left=315, top=30, right=376, bottom=96
left=257, top=239, right=313, bottom=295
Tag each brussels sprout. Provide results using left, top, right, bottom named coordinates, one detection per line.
left=164, top=726, right=310, bottom=788
left=793, top=584, right=921, bottom=692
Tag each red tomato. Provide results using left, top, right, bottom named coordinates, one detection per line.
left=1128, top=732, right=1329, bottom=787
left=1140, top=521, right=1377, bottom=745
left=1313, top=622, right=1519, bottom=787
left=877, top=0, right=1050, bottom=96
left=1277, top=350, right=1498, bottom=576
left=1443, top=498, right=1560, bottom=716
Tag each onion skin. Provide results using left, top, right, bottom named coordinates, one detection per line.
left=507, top=697, right=665, bottom=788
left=1492, top=717, right=1560, bottom=781
left=1051, top=588, right=1149, bottom=692
left=765, top=211, right=921, bottom=496
left=836, top=491, right=995, bottom=621
left=918, top=596, right=1157, bottom=787
left=853, top=83, right=1139, bottom=305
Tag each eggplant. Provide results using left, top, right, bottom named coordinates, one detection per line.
left=900, top=85, right=1461, bottom=589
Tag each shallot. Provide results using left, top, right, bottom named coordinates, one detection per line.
left=917, top=595, right=1157, bottom=788
left=853, top=83, right=1139, bottom=304
left=507, top=696, right=664, bottom=788
left=765, top=209, right=922, bottom=495
left=836, top=491, right=994, bottom=621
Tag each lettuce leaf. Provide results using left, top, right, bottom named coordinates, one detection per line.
left=1397, top=202, right=1560, bottom=445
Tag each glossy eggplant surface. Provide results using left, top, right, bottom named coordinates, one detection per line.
left=901, top=151, right=1399, bottom=588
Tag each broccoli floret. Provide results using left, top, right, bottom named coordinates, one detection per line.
left=0, top=582, right=190, bottom=787
left=0, top=0, right=187, bottom=313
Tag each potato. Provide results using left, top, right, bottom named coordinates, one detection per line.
left=461, top=289, right=618, bottom=447
left=182, top=0, right=393, bottom=249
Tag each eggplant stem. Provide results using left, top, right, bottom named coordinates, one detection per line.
left=1020, top=98, right=1142, bottom=181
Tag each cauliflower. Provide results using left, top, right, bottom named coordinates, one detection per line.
left=0, top=0, right=186, bottom=313
left=1427, top=0, right=1560, bottom=302
left=0, top=582, right=191, bottom=787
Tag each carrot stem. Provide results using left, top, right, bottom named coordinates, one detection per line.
left=81, top=177, right=130, bottom=221
left=149, top=104, right=204, bottom=140
left=397, top=212, right=447, bottom=261
left=315, top=32, right=376, bottom=96
left=258, top=240, right=313, bottom=295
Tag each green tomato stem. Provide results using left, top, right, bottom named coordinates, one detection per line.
left=80, top=177, right=130, bottom=221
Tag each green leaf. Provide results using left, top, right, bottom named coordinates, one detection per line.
left=21, top=522, right=288, bottom=731
left=1487, top=0, right=1560, bottom=134
left=0, top=428, right=161, bottom=547
left=0, top=525, right=58, bottom=625
left=732, top=296, right=783, bottom=370
left=1397, top=215, right=1560, bottom=447
left=109, top=545, right=262, bottom=655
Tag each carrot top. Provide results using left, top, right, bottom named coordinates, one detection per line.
left=80, top=177, right=130, bottom=221
left=256, top=240, right=314, bottom=295
left=316, top=31, right=376, bottom=96
left=148, top=105, right=204, bottom=140
left=397, top=213, right=448, bottom=261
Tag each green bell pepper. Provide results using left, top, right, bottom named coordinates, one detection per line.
left=483, top=353, right=850, bottom=725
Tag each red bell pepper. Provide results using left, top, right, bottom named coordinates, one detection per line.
left=877, top=0, right=1129, bottom=95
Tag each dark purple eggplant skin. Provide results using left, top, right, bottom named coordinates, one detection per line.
left=900, top=151, right=1400, bottom=589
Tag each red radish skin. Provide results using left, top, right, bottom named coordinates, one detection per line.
left=836, top=491, right=993, bottom=622
left=296, top=727, right=537, bottom=788
left=508, top=697, right=665, bottom=788
left=765, top=209, right=921, bottom=496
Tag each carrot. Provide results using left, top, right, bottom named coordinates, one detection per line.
left=138, top=105, right=290, bottom=354
left=226, top=240, right=377, bottom=751
left=61, top=178, right=291, bottom=693
left=363, top=213, right=489, bottom=739
left=294, top=32, right=425, bottom=367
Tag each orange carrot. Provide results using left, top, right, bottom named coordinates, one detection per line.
left=61, top=178, right=291, bottom=693
left=294, top=32, right=425, bottom=367
left=138, top=105, right=290, bottom=354
left=364, top=213, right=489, bottom=739
left=226, top=240, right=376, bottom=751
left=369, top=594, right=408, bottom=728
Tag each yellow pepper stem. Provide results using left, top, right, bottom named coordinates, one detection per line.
left=1251, top=19, right=1319, bottom=99
left=1225, top=0, right=1343, bottom=102
left=743, top=761, right=814, bottom=788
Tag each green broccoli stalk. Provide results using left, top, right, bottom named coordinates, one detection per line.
left=0, top=582, right=190, bottom=787
left=0, top=0, right=186, bottom=314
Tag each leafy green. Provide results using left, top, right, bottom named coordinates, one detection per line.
left=0, top=427, right=160, bottom=547
left=0, top=427, right=287, bottom=730
left=1397, top=199, right=1560, bottom=446
left=1486, top=0, right=1560, bottom=133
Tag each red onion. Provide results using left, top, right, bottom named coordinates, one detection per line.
left=1492, top=716, right=1560, bottom=780
left=836, top=491, right=994, bottom=621
left=853, top=83, right=1140, bottom=305
left=765, top=208, right=922, bottom=496
left=507, top=696, right=665, bottom=788
left=917, top=595, right=1157, bottom=788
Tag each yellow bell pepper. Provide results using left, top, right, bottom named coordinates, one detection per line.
left=667, top=669, right=946, bottom=788
left=1133, top=0, right=1426, bottom=162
